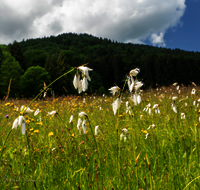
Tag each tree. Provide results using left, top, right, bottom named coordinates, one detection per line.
left=0, top=51, right=23, bottom=98
left=7, top=41, right=25, bottom=71
left=20, top=66, right=51, bottom=97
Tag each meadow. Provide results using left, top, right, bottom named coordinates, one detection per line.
left=1, top=78, right=200, bottom=189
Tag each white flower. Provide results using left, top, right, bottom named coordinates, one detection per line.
left=77, top=118, right=82, bottom=131
left=79, top=112, right=87, bottom=118
left=12, top=117, right=19, bottom=129
left=22, top=121, right=26, bottom=135
left=69, top=115, right=73, bottom=123
left=82, top=122, right=87, bottom=134
left=191, top=88, right=196, bottom=95
left=78, top=66, right=93, bottom=81
left=120, top=128, right=130, bottom=142
left=181, top=113, right=186, bottom=119
left=171, top=103, right=177, bottom=113
left=78, top=79, right=83, bottom=94
left=82, top=77, right=88, bottom=92
left=73, top=74, right=80, bottom=89
left=112, top=97, right=121, bottom=115
left=129, top=68, right=140, bottom=76
left=47, top=111, right=57, bottom=116
left=34, top=109, right=40, bottom=116
left=108, top=86, right=121, bottom=95
left=95, top=125, right=100, bottom=135
left=145, top=133, right=149, bottom=139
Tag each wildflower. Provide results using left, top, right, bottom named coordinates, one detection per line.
left=82, top=76, right=88, bottom=92
left=126, top=101, right=132, bottom=115
left=153, top=104, right=160, bottom=114
left=145, top=133, right=149, bottom=139
left=112, top=96, right=121, bottom=115
left=77, top=79, right=83, bottom=94
left=79, top=112, right=87, bottom=118
left=181, top=113, right=186, bottom=119
left=95, top=125, right=100, bottom=135
left=108, top=86, right=121, bottom=95
left=77, top=118, right=82, bottom=129
left=34, top=130, right=39, bottom=134
left=22, top=121, right=26, bottom=135
left=73, top=73, right=80, bottom=89
left=48, top=132, right=54, bottom=136
left=191, top=88, right=196, bottom=95
left=69, top=115, right=73, bottom=123
left=120, top=128, right=130, bottom=142
left=78, top=66, right=93, bottom=81
left=5, top=115, right=9, bottom=119
left=129, top=68, right=140, bottom=77
left=82, top=122, right=87, bottom=134
left=170, top=103, right=177, bottom=113
left=34, top=109, right=40, bottom=116
left=47, top=111, right=58, bottom=116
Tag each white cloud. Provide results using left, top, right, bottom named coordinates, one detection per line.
left=0, top=0, right=186, bottom=45
left=150, top=32, right=166, bottom=47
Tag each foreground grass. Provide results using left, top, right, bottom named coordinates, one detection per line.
left=1, top=86, right=200, bottom=189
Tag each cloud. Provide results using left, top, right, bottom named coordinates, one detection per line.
left=150, top=32, right=166, bottom=47
left=0, top=0, right=186, bottom=45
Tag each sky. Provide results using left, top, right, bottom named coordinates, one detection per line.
left=0, top=0, right=199, bottom=52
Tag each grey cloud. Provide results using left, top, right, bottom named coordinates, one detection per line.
left=48, top=19, right=63, bottom=33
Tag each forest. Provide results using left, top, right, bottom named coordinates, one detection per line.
left=0, top=32, right=200, bottom=98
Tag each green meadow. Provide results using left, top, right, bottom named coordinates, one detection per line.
left=1, top=84, right=200, bottom=189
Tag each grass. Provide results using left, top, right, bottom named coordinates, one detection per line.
left=1, top=86, right=200, bottom=189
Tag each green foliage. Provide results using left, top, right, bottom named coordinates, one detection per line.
left=23, top=49, right=48, bottom=70
left=0, top=51, right=23, bottom=97
left=20, top=66, right=50, bottom=97
left=7, top=41, right=25, bottom=71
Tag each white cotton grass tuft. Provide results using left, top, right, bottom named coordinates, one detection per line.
left=34, top=109, right=40, bottom=116
left=129, top=68, right=140, bottom=77
left=12, top=116, right=26, bottom=135
left=47, top=111, right=58, bottom=116
left=79, top=111, right=87, bottom=118
left=69, top=115, right=73, bottom=123
left=120, top=128, right=131, bottom=142
left=95, top=125, right=101, bottom=135
left=77, top=118, right=82, bottom=133
left=82, top=77, right=88, bottom=92
left=73, top=74, right=79, bottom=89
left=112, top=96, right=121, bottom=115
left=22, top=121, right=26, bottom=135
left=108, top=86, right=121, bottom=95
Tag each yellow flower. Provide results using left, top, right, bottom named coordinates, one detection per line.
left=71, top=133, right=75, bottom=137
left=5, top=103, right=10, bottom=106
left=36, top=121, right=43, bottom=126
left=48, top=132, right=54, bottom=136
left=29, top=128, right=34, bottom=131
left=141, top=129, right=148, bottom=134
left=34, top=130, right=39, bottom=134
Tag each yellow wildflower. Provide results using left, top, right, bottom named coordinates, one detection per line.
left=48, top=132, right=54, bottom=136
left=34, top=130, right=39, bottom=134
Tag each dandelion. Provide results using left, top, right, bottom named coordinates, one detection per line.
left=34, top=130, right=39, bottom=134
left=112, top=96, right=121, bottom=115
left=48, top=132, right=54, bottom=136
left=108, top=86, right=121, bottom=95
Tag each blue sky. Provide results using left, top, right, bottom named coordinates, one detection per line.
left=145, top=0, right=200, bottom=52
left=0, top=0, right=199, bottom=52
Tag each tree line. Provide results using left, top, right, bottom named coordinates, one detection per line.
left=0, top=32, right=200, bottom=98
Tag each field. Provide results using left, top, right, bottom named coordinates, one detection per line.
left=1, top=85, right=200, bottom=189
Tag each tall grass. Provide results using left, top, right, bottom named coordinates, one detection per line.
left=0, top=85, right=200, bottom=189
